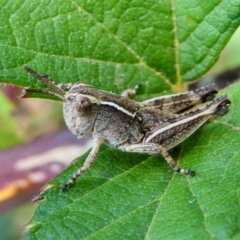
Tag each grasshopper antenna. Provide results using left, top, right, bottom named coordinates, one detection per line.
left=24, top=66, right=66, bottom=100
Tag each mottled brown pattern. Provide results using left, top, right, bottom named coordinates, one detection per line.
left=24, top=67, right=231, bottom=191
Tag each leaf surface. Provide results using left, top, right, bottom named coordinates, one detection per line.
left=0, top=0, right=240, bottom=239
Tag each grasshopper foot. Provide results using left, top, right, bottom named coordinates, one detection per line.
left=177, top=168, right=196, bottom=177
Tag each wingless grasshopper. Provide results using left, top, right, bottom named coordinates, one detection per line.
left=24, top=66, right=231, bottom=191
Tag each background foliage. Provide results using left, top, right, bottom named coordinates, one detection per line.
left=1, top=0, right=240, bottom=239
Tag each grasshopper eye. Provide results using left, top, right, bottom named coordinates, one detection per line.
left=75, top=96, right=92, bottom=115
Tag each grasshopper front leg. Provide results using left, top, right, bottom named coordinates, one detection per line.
left=61, top=138, right=104, bottom=191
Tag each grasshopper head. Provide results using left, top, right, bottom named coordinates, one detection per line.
left=23, top=67, right=100, bottom=138
left=63, top=83, right=100, bottom=138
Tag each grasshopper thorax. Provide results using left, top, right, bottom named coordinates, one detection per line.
left=63, top=83, right=100, bottom=138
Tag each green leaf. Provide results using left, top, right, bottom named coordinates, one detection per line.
left=0, top=0, right=240, bottom=239
left=1, top=0, right=240, bottom=91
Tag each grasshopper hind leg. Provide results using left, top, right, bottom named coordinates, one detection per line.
left=142, top=84, right=219, bottom=114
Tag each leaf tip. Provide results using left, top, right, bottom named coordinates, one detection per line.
left=31, top=194, right=44, bottom=203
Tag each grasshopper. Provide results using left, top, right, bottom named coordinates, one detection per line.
left=24, top=66, right=231, bottom=191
